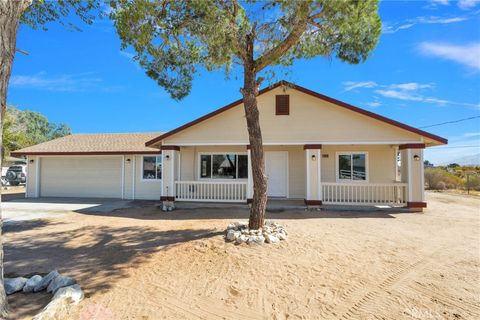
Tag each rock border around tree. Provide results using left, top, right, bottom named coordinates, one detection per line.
left=4, top=270, right=84, bottom=319
left=225, top=221, right=288, bottom=245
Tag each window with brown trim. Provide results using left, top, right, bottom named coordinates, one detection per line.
left=275, top=95, right=289, bottom=115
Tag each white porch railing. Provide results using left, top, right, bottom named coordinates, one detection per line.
left=322, top=183, right=407, bottom=206
left=175, top=181, right=247, bottom=202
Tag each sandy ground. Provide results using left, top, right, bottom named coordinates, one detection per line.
left=3, top=191, right=480, bottom=319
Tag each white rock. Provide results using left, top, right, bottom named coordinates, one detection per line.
left=227, top=223, right=236, bottom=230
left=33, top=284, right=84, bottom=320
left=277, top=233, right=287, bottom=241
left=23, top=275, right=43, bottom=293
left=53, top=284, right=84, bottom=304
left=247, top=235, right=265, bottom=245
left=226, top=229, right=237, bottom=241
left=235, top=234, right=248, bottom=244
left=47, top=275, right=76, bottom=294
left=5, top=277, right=27, bottom=295
left=265, top=234, right=280, bottom=244
left=34, top=270, right=60, bottom=292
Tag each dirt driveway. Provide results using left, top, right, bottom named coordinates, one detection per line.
left=4, top=192, right=480, bottom=319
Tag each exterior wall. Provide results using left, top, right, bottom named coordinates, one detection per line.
left=26, top=156, right=39, bottom=198
left=177, top=145, right=305, bottom=199
left=321, top=145, right=397, bottom=183
left=163, top=87, right=423, bottom=145
left=133, top=155, right=162, bottom=200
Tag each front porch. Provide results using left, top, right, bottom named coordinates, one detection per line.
left=159, top=143, right=426, bottom=210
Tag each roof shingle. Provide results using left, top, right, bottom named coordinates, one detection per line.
left=11, top=132, right=163, bottom=156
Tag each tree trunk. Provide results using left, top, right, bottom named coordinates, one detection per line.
left=241, top=34, right=268, bottom=230
left=0, top=0, right=31, bottom=317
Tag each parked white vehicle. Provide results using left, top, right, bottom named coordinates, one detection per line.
left=5, top=165, right=27, bottom=186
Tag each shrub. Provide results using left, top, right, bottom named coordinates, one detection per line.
left=424, top=168, right=461, bottom=190
left=464, top=175, right=480, bottom=191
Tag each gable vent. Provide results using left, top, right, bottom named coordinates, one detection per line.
left=275, top=95, right=290, bottom=115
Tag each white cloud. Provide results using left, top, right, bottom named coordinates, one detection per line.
left=389, top=83, right=434, bottom=91
left=429, top=0, right=480, bottom=9
left=375, top=89, right=448, bottom=105
left=419, top=42, right=480, bottom=71
left=343, top=80, right=479, bottom=109
left=465, top=132, right=480, bottom=137
left=458, top=0, right=480, bottom=10
left=366, top=101, right=381, bottom=108
left=10, top=72, right=103, bottom=92
left=382, top=15, right=469, bottom=34
left=342, top=81, right=377, bottom=91
left=431, top=0, right=450, bottom=5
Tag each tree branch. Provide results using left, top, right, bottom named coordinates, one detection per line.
left=254, top=3, right=311, bottom=72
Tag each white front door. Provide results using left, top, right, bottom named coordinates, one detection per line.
left=265, top=151, right=288, bottom=197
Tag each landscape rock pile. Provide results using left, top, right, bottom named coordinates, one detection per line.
left=225, top=221, right=288, bottom=245
left=4, top=270, right=84, bottom=319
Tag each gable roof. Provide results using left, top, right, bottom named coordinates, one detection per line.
left=11, top=132, right=163, bottom=156
left=145, top=80, right=447, bottom=147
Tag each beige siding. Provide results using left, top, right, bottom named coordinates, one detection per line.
left=321, top=145, right=397, bottom=183
left=39, top=156, right=123, bottom=198
left=164, top=87, right=423, bottom=145
left=177, top=145, right=305, bottom=198
left=133, top=155, right=162, bottom=200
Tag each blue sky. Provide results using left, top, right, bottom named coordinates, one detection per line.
left=7, top=0, right=480, bottom=165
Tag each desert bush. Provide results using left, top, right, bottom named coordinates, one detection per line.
left=464, top=175, right=480, bottom=191
left=424, top=168, right=461, bottom=190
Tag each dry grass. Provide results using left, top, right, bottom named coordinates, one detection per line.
left=4, top=192, right=480, bottom=319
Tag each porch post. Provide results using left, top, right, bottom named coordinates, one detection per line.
left=304, top=144, right=322, bottom=207
left=160, top=146, right=180, bottom=204
left=399, top=143, right=426, bottom=212
left=246, top=146, right=253, bottom=203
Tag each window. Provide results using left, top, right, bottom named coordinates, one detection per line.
left=337, top=152, right=367, bottom=181
left=200, top=153, right=248, bottom=179
left=143, top=156, right=162, bottom=180
left=276, top=95, right=290, bottom=115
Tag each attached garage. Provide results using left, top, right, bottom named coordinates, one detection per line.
left=40, top=157, right=123, bottom=198
left=12, top=132, right=164, bottom=200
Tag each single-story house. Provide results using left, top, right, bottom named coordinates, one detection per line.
left=12, top=81, right=447, bottom=211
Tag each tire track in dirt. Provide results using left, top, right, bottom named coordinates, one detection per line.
left=407, top=283, right=480, bottom=317
left=320, top=254, right=432, bottom=319
left=150, top=283, right=264, bottom=319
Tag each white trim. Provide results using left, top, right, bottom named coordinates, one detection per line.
left=407, top=149, right=413, bottom=201
left=420, top=149, right=425, bottom=201
left=316, top=149, right=321, bottom=200
left=132, top=156, right=136, bottom=199
left=247, top=150, right=253, bottom=199
left=35, top=156, right=40, bottom=197
left=140, top=155, right=163, bottom=182
left=197, top=152, right=248, bottom=181
left=166, top=140, right=424, bottom=146
left=170, top=150, right=175, bottom=197
left=335, top=151, right=369, bottom=183
left=121, top=155, right=125, bottom=199
left=305, top=149, right=310, bottom=200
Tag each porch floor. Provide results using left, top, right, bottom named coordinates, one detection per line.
left=174, top=199, right=411, bottom=212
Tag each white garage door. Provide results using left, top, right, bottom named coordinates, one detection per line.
left=40, top=157, right=123, bottom=198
